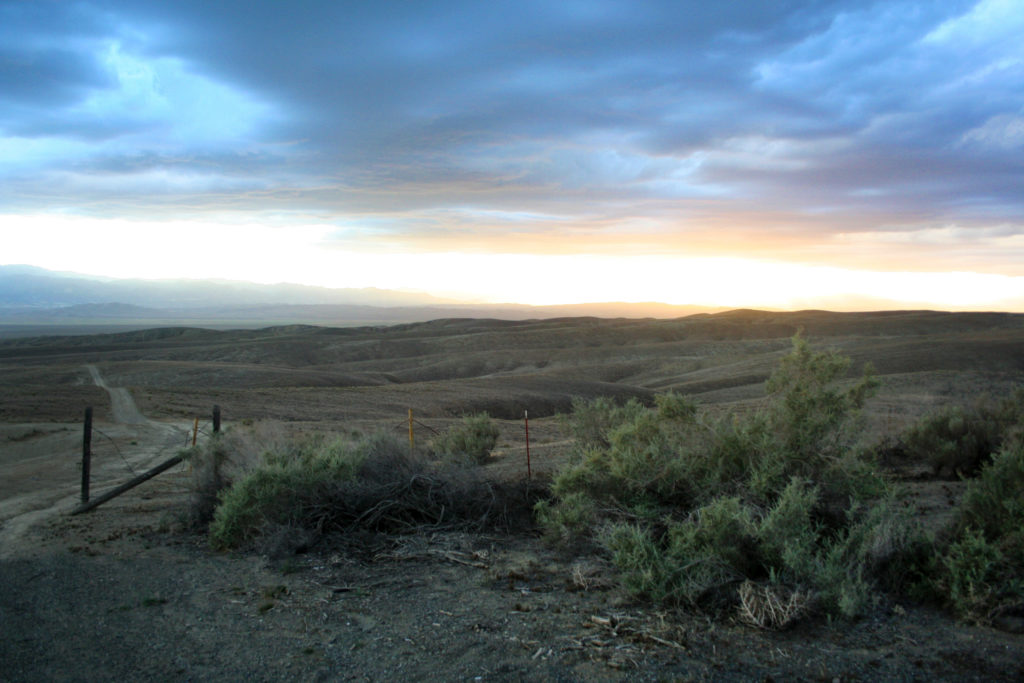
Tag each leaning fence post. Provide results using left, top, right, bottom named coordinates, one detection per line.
left=71, top=453, right=184, bottom=515
left=212, top=405, right=221, bottom=434
left=524, top=409, right=532, bottom=480
left=81, top=406, right=93, bottom=504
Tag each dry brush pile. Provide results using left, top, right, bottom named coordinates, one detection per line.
left=182, top=415, right=535, bottom=555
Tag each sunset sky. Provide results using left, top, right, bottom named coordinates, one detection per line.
left=2, top=1, right=1024, bottom=310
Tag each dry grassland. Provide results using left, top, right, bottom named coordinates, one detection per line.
left=2, top=310, right=1023, bottom=680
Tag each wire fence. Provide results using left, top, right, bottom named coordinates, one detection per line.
left=74, top=407, right=219, bottom=513
left=75, top=403, right=540, bottom=515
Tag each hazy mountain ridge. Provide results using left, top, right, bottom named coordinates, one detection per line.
left=0, top=265, right=459, bottom=309
left=7, top=266, right=1019, bottom=334
left=0, top=266, right=722, bottom=328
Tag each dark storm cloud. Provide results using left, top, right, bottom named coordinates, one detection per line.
left=1, top=0, right=1022, bottom=260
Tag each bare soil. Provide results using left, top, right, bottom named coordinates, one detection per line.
left=3, top=311, right=1024, bottom=681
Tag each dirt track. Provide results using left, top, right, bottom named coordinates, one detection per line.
left=0, top=367, right=192, bottom=560
left=86, top=364, right=149, bottom=425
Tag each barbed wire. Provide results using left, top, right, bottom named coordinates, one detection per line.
left=392, top=418, right=441, bottom=435
left=91, top=427, right=137, bottom=476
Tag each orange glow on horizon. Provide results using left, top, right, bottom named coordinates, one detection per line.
left=4, top=214, right=1024, bottom=312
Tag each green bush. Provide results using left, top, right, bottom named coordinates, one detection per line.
left=764, top=337, right=876, bottom=463
left=940, top=527, right=1003, bottom=619
left=538, top=335, right=906, bottom=619
left=432, top=413, right=500, bottom=464
left=930, top=437, right=1024, bottom=619
left=902, top=390, right=1024, bottom=478
left=812, top=499, right=924, bottom=617
left=955, top=437, right=1024, bottom=550
left=604, top=523, right=675, bottom=602
left=209, top=434, right=368, bottom=549
left=181, top=421, right=308, bottom=528
left=663, top=497, right=760, bottom=605
left=543, top=335, right=881, bottom=529
left=560, top=396, right=646, bottom=449
left=756, top=478, right=820, bottom=583
left=533, top=492, right=597, bottom=545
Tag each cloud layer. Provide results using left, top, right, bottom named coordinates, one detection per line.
left=2, top=0, right=1023, bottom=275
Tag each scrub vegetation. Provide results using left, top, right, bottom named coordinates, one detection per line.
left=536, top=335, right=1024, bottom=624
left=430, top=412, right=501, bottom=464
left=184, top=415, right=530, bottom=553
left=902, top=390, right=1024, bottom=478
left=187, top=333, right=1024, bottom=627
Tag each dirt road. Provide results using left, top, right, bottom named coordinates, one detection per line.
left=0, top=367, right=191, bottom=559
left=85, top=364, right=148, bottom=424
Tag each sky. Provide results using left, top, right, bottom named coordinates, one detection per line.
left=2, top=0, right=1024, bottom=310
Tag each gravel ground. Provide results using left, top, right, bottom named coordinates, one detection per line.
left=3, top=486, right=1024, bottom=682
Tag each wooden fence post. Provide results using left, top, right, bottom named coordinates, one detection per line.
left=81, top=406, right=93, bottom=504
left=212, top=405, right=221, bottom=434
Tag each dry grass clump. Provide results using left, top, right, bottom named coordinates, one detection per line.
left=737, top=580, right=810, bottom=630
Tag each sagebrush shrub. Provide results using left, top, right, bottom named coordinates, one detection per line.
left=756, top=477, right=820, bottom=583
left=209, top=434, right=367, bottom=548
left=560, top=396, right=646, bottom=449
left=764, top=336, right=877, bottom=464
left=941, top=527, right=1002, bottom=619
left=540, top=335, right=906, bottom=619
left=604, top=523, right=675, bottom=602
left=182, top=421, right=294, bottom=526
left=902, top=390, right=1024, bottom=478
left=605, top=497, right=761, bottom=607
left=931, top=437, right=1024, bottom=619
left=955, top=437, right=1024, bottom=551
left=432, top=413, right=500, bottom=464
left=533, top=491, right=597, bottom=544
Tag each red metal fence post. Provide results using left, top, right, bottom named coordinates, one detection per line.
left=524, top=409, right=531, bottom=480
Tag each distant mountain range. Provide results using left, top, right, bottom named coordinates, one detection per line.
left=0, top=265, right=721, bottom=329
left=0, top=264, right=460, bottom=308
left=10, top=265, right=1014, bottom=334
